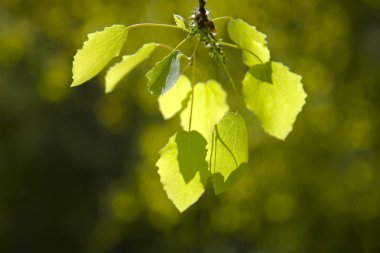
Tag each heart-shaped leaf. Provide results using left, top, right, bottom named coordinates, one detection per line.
left=243, top=61, right=307, bottom=140
left=156, top=131, right=210, bottom=212
left=209, top=113, right=249, bottom=194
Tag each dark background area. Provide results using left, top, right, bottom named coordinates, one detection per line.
left=1, top=0, right=380, bottom=252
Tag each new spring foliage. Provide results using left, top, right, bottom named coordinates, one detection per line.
left=71, top=14, right=306, bottom=212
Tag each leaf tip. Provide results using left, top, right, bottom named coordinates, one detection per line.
left=104, top=86, right=112, bottom=94
left=70, top=79, right=81, bottom=88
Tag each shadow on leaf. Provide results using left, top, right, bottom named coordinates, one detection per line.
left=208, top=113, right=249, bottom=194
left=212, top=162, right=248, bottom=195
left=248, top=61, right=273, bottom=84
left=175, top=131, right=210, bottom=184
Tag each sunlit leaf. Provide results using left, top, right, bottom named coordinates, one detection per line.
left=147, top=51, right=181, bottom=95
left=71, top=25, right=128, bottom=87
left=105, top=43, right=156, bottom=93
left=156, top=131, right=210, bottom=212
left=209, top=113, right=249, bottom=194
left=180, top=80, right=229, bottom=139
left=158, top=75, right=192, bottom=119
left=228, top=19, right=270, bottom=66
left=174, top=14, right=190, bottom=32
left=243, top=61, right=307, bottom=140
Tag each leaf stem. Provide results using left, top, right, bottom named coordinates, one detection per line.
left=212, top=16, right=233, bottom=22
left=127, top=23, right=184, bottom=31
left=173, top=36, right=191, bottom=52
left=219, top=41, right=264, bottom=65
left=156, top=43, right=192, bottom=59
left=155, top=43, right=174, bottom=51
left=188, top=38, right=201, bottom=132
left=209, top=130, right=216, bottom=173
left=219, top=59, right=240, bottom=111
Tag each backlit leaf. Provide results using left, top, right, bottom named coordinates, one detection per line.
left=147, top=51, right=181, bottom=95
left=243, top=61, right=307, bottom=140
left=228, top=19, right=270, bottom=66
left=71, top=25, right=128, bottom=87
left=209, top=113, right=249, bottom=194
left=158, top=75, right=192, bottom=119
left=156, top=131, right=210, bottom=212
left=174, top=14, right=190, bottom=32
left=105, top=43, right=156, bottom=93
left=180, top=80, right=229, bottom=139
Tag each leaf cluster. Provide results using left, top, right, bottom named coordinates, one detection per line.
left=70, top=4, right=306, bottom=212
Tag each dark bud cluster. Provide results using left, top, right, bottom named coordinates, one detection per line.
left=190, top=0, right=226, bottom=62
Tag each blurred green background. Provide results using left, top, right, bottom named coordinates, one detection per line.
left=1, top=0, right=380, bottom=252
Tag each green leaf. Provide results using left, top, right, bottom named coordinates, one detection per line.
left=174, top=14, right=190, bottom=31
left=146, top=51, right=181, bottom=95
left=228, top=19, right=270, bottom=66
left=105, top=43, right=156, bottom=93
left=71, top=25, right=128, bottom=87
left=156, top=131, right=210, bottom=212
left=158, top=75, right=192, bottom=119
left=243, top=61, right=307, bottom=140
left=209, top=113, right=249, bottom=194
left=180, top=80, right=229, bottom=139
